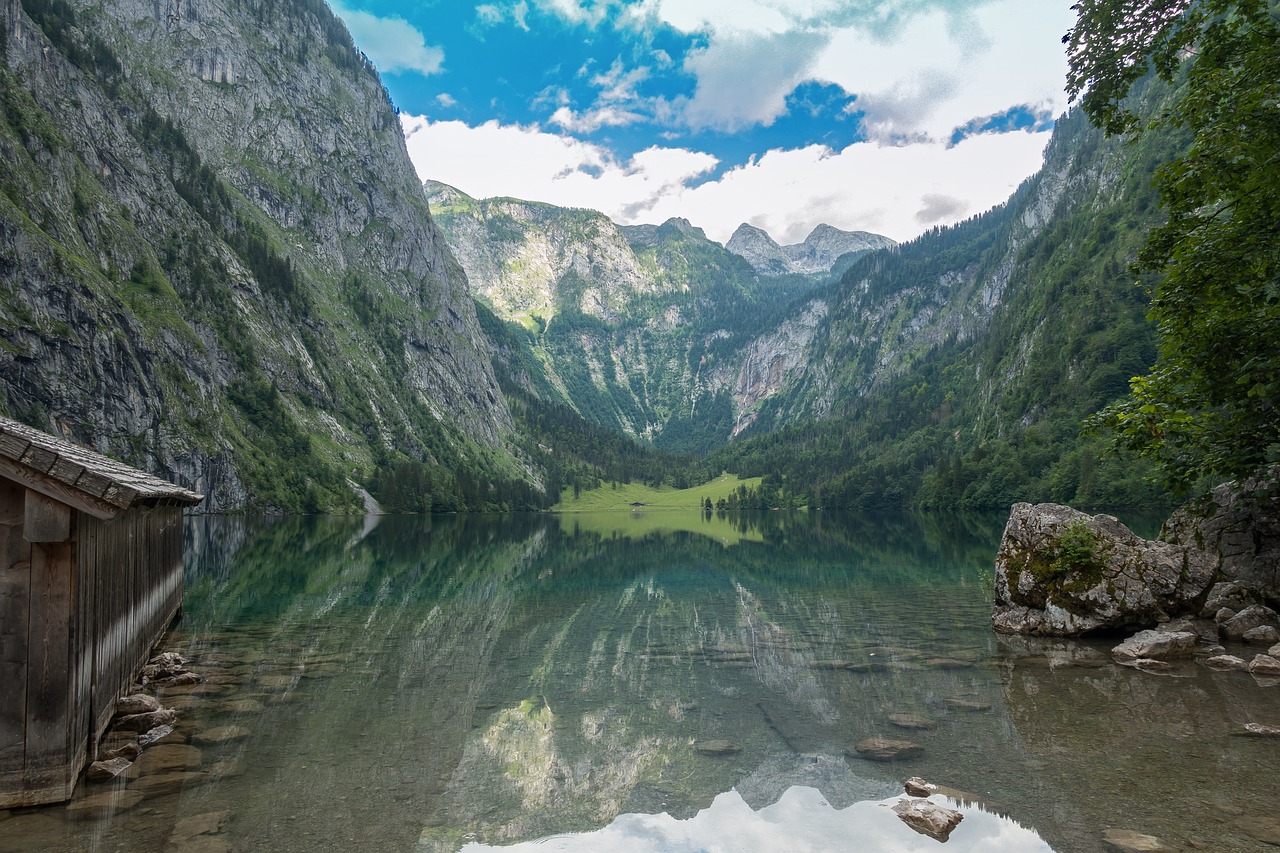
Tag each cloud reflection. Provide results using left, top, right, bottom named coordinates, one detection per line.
left=454, top=786, right=1054, bottom=852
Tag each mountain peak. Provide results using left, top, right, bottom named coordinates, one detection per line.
left=726, top=222, right=896, bottom=276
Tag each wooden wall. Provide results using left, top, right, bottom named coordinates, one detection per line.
left=0, top=481, right=185, bottom=808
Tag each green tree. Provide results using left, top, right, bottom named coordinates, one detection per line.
left=1071, top=0, right=1280, bottom=490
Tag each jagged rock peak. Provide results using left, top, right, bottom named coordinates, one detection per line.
left=659, top=217, right=704, bottom=238
left=726, top=222, right=896, bottom=276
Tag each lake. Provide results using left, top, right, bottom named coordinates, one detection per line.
left=3, top=510, right=1276, bottom=852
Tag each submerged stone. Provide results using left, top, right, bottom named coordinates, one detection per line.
left=888, top=713, right=936, bottom=731
left=847, top=738, right=923, bottom=761
left=64, top=790, right=144, bottom=821
left=1101, top=827, right=1165, bottom=851
left=194, top=725, right=252, bottom=745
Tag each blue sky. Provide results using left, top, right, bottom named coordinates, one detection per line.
left=333, top=1, right=1075, bottom=243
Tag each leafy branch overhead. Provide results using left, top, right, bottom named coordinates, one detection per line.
left=1070, top=0, right=1280, bottom=490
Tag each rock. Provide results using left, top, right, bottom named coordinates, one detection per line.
left=138, top=724, right=175, bottom=747
left=940, top=698, right=992, bottom=712
left=1204, top=654, right=1250, bottom=671
left=847, top=738, right=923, bottom=761
left=904, top=777, right=936, bottom=797
left=115, top=708, right=177, bottom=732
left=129, top=744, right=203, bottom=776
left=1112, top=630, right=1197, bottom=661
left=193, top=726, right=252, bottom=745
left=1162, top=466, right=1280, bottom=599
left=1248, top=654, right=1280, bottom=676
left=128, top=770, right=206, bottom=797
left=1243, top=625, right=1280, bottom=645
left=1215, top=607, right=1238, bottom=623
left=115, top=694, right=162, bottom=716
left=64, top=790, right=144, bottom=821
left=1220, top=605, right=1280, bottom=641
left=992, top=504, right=1216, bottom=636
left=170, top=837, right=232, bottom=853
left=221, top=698, right=266, bottom=714
left=694, top=739, right=741, bottom=756
left=1237, top=814, right=1280, bottom=846
left=1271, top=643, right=1280, bottom=658
left=170, top=810, right=231, bottom=842
left=101, top=741, right=141, bottom=761
left=1236, top=723, right=1280, bottom=737
left=888, top=713, right=936, bottom=731
left=152, top=671, right=204, bottom=687
left=1130, top=658, right=1174, bottom=673
left=1102, top=827, right=1166, bottom=851
left=86, top=757, right=132, bottom=782
left=892, top=797, right=963, bottom=842
left=1200, top=581, right=1258, bottom=618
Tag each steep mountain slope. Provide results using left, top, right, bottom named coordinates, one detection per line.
left=707, top=90, right=1179, bottom=509
left=0, top=0, right=517, bottom=510
left=726, top=223, right=896, bottom=276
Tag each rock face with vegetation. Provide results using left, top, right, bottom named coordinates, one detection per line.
left=992, top=503, right=1216, bottom=635
left=429, top=186, right=857, bottom=452
left=994, top=469, right=1280, bottom=636
left=0, top=0, right=517, bottom=510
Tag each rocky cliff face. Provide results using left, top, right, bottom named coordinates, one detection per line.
left=725, top=223, right=896, bottom=276
left=425, top=181, right=666, bottom=325
left=0, top=0, right=513, bottom=509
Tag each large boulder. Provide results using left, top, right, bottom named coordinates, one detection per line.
left=993, top=504, right=1217, bottom=636
left=1162, top=465, right=1280, bottom=599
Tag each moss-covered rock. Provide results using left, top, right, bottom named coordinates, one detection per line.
left=992, top=503, right=1216, bottom=635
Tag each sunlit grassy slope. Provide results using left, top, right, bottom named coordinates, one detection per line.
left=553, top=473, right=763, bottom=511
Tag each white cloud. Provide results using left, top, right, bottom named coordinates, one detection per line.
left=330, top=3, right=444, bottom=76
left=682, top=29, right=830, bottom=131
left=401, top=115, right=717, bottom=216
left=401, top=114, right=1051, bottom=244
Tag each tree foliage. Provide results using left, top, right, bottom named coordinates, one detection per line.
left=1073, top=0, right=1280, bottom=490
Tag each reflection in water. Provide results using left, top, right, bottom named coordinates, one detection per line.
left=457, top=788, right=1052, bottom=853
left=2, top=511, right=1274, bottom=853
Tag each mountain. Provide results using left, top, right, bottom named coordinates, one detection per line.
left=427, top=186, right=838, bottom=452
left=0, top=0, right=519, bottom=510
left=726, top=223, right=896, bottom=276
left=424, top=181, right=668, bottom=326
left=704, top=81, right=1178, bottom=509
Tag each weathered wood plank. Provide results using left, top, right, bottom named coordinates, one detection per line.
left=18, top=446, right=57, bottom=474
left=0, top=490, right=31, bottom=777
left=0, top=457, right=120, bottom=520
left=0, top=435, right=29, bottom=460
left=23, top=491, right=71, bottom=543
left=24, top=542, right=72, bottom=797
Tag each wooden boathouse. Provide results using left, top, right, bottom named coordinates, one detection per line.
left=0, top=416, right=202, bottom=806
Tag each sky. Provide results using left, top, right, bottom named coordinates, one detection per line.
left=332, top=0, right=1078, bottom=245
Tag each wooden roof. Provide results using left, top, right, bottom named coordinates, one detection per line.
left=0, top=416, right=203, bottom=519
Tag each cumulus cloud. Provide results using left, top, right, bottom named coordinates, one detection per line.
left=401, top=114, right=1050, bottom=244
left=330, top=3, right=444, bottom=76
left=401, top=115, right=718, bottom=217
left=682, top=29, right=830, bottom=131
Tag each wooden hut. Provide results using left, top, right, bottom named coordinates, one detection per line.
left=0, top=416, right=202, bottom=807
